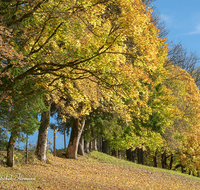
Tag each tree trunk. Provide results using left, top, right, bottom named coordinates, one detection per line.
left=132, top=149, right=137, bottom=163
left=98, top=135, right=103, bottom=152
left=126, top=148, right=132, bottom=161
left=53, top=125, right=56, bottom=156
left=197, top=170, right=200, bottom=177
left=161, top=150, right=167, bottom=169
left=78, top=134, right=85, bottom=156
left=181, top=165, right=185, bottom=173
left=102, top=139, right=109, bottom=155
left=153, top=149, right=158, bottom=167
left=63, top=123, right=66, bottom=150
left=7, top=133, right=17, bottom=167
left=137, top=148, right=144, bottom=165
left=169, top=153, right=173, bottom=170
left=85, top=140, right=90, bottom=154
left=118, top=150, right=121, bottom=159
left=36, top=96, right=51, bottom=162
left=115, top=149, right=118, bottom=158
left=66, top=117, right=85, bottom=159
left=97, top=132, right=101, bottom=152
left=90, top=140, right=93, bottom=152
left=26, top=134, right=28, bottom=164
left=91, top=127, right=97, bottom=151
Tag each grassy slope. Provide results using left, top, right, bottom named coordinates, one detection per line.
left=0, top=151, right=200, bottom=190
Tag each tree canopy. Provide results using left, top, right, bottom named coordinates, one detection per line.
left=0, top=0, right=200, bottom=174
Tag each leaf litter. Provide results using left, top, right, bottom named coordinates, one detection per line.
left=0, top=151, right=200, bottom=189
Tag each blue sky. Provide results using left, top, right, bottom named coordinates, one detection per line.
left=16, top=0, right=200, bottom=150
left=19, top=124, right=70, bottom=151
left=152, top=0, right=200, bottom=58
left=16, top=116, right=70, bottom=151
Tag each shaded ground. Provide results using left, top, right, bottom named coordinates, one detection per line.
left=0, top=151, right=200, bottom=189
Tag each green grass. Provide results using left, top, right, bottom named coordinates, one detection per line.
left=88, top=151, right=200, bottom=180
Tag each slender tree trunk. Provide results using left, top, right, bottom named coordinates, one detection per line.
left=85, top=140, right=90, bottom=154
left=66, top=117, right=85, bottom=159
left=97, top=132, right=100, bottom=152
left=26, top=134, right=28, bottom=164
left=7, top=132, right=17, bottom=167
left=53, top=125, right=56, bottom=156
left=197, top=170, right=200, bottom=177
left=36, top=96, right=51, bottom=162
left=137, top=148, right=144, bottom=165
left=153, top=149, right=158, bottom=167
left=115, top=149, right=118, bottom=158
left=169, top=153, right=173, bottom=170
left=126, top=148, right=132, bottom=161
left=161, top=150, right=167, bottom=169
left=91, top=127, right=97, bottom=151
left=78, top=134, right=85, bottom=156
left=132, top=149, right=137, bottom=163
left=100, top=136, right=103, bottom=152
left=84, top=125, right=90, bottom=154
left=181, top=165, right=185, bottom=173
left=63, top=123, right=66, bottom=150
left=90, top=140, right=93, bottom=152
left=118, top=150, right=121, bottom=159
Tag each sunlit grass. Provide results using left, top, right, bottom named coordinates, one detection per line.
left=87, top=151, right=200, bottom=180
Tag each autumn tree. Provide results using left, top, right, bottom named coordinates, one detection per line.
left=1, top=0, right=169, bottom=162
left=0, top=23, right=27, bottom=103
left=1, top=87, right=46, bottom=167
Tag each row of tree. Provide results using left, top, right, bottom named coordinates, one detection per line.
left=0, top=0, right=200, bottom=176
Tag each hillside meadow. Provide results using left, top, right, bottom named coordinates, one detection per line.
left=0, top=151, right=200, bottom=189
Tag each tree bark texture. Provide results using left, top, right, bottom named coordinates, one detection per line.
left=78, top=134, right=85, bottom=156
left=7, top=132, right=17, bottom=167
left=36, top=97, right=51, bottom=162
left=66, top=117, right=85, bottom=159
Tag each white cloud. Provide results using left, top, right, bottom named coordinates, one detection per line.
left=185, top=24, right=200, bottom=35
